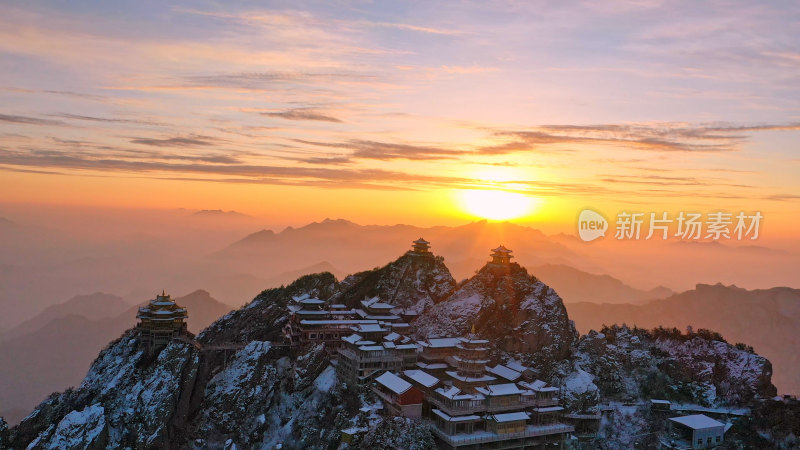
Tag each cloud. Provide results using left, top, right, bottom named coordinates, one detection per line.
left=130, top=135, right=218, bottom=147
left=357, top=20, right=464, bottom=36
left=262, top=108, right=342, bottom=123
left=55, top=113, right=163, bottom=126
left=0, top=147, right=474, bottom=190
left=295, top=139, right=463, bottom=160
left=0, top=87, right=108, bottom=101
left=493, top=123, right=762, bottom=153
left=0, top=113, right=64, bottom=126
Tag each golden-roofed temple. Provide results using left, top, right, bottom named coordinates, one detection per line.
left=490, top=245, right=513, bottom=265
left=412, top=237, right=431, bottom=254
left=136, top=290, right=188, bottom=353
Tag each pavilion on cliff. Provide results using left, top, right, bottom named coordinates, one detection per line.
left=136, top=290, right=189, bottom=353
left=412, top=237, right=432, bottom=254
left=490, top=245, right=513, bottom=265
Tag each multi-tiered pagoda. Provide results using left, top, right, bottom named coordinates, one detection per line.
left=490, top=245, right=513, bottom=265
left=411, top=237, right=432, bottom=255
left=136, top=290, right=188, bottom=353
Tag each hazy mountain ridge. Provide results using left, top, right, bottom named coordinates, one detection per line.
left=567, top=283, right=800, bottom=395
left=0, top=290, right=231, bottom=423
left=0, top=293, right=129, bottom=342
left=532, top=263, right=673, bottom=304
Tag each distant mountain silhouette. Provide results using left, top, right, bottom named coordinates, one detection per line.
left=566, top=283, right=800, bottom=396
left=532, top=264, right=673, bottom=304
left=214, top=219, right=577, bottom=281
left=190, top=209, right=251, bottom=219
left=0, top=290, right=231, bottom=423
left=0, top=292, right=129, bottom=341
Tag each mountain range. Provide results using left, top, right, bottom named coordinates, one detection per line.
left=1, top=245, right=784, bottom=448
left=567, top=283, right=800, bottom=396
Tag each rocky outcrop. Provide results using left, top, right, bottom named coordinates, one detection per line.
left=330, top=252, right=455, bottom=314
left=414, top=262, right=578, bottom=363
left=198, top=272, right=338, bottom=345
left=11, top=332, right=200, bottom=449
left=570, top=325, right=776, bottom=407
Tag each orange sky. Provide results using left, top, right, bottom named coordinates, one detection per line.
left=0, top=1, right=798, bottom=241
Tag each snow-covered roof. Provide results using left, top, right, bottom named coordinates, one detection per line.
left=446, top=371, right=497, bottom=383
left=435, top=386, right=485, bottom=401
left=534, top=406, right=564, bottom=413
left=300, top=319, right=377, bottom=325
left=416, top=362, right=448, bottom=370
left=342, top=334, right=362, bottom=344
left=353, top=324, right=386, bottom=332
left=423, top=337, right=461, bottom=348
left=384, top=332, right=401, bottom=342
left=458, top=336, right=490, bottom=345
left=432, top=409, right=481, bottom=422
left=669, top=414, right=725, bottom=430
left=505, top=361, right=532, bottom=373
left=375, top=372, right=413, bottom=395
left=519, top=380, right=558, bottom=393
left=491, top=412, right=529, bottom=423
left=395, top=343, right=418, bottom=350
left=367, top=302, right=395, bottom=310
left=485, top=365, right=522, bottom=382
left=651, top=399, right=671, bottom=405
left=476, top=383, right=523, bottom=396
left=364, top=314, right=400, bottom=321
left=452, top=355, right=489, bottom=364
left=403, top=370, right=439, bottom=388
left=330, top=304, right=348, bottom=309
left=299, top=298, right=325, bottom=305
left=359, top=345, right=385, bottom=351
left=413, top=237, right=430, bottom=244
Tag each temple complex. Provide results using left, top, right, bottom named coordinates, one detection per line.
left=350, top=329, right=574, bottom=449
left=136, top=290, right=189, bottom=354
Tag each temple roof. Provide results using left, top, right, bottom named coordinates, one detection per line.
left=491, top=245, right=512, bottom=254
left=413, top=237, right=430, bottom=245
left=137, top=291, right=188, bottom=321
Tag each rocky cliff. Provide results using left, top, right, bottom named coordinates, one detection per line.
left=330, top=252, right=455, bottom=314
left=413, top=262, right=578, bottom=364
left=562, top=325, right=776, bottom=409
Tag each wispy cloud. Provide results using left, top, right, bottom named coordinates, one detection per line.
left=262, top=108, right=342, bottom=123
left=0, top=113, right=64, bottom=126
left=130, top=135, right=219, bottom=147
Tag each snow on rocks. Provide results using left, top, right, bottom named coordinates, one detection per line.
left=33, top=404, right=107, bottom=450
left=414, top=262, right=578, bottom=364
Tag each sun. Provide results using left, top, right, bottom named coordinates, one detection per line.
left=458, top=189, right=538, bottom=221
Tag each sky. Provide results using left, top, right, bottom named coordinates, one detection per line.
left=0, top=0, right=798, bottom=239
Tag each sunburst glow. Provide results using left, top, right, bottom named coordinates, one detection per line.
left=459, top=189, right=537, bottom=221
